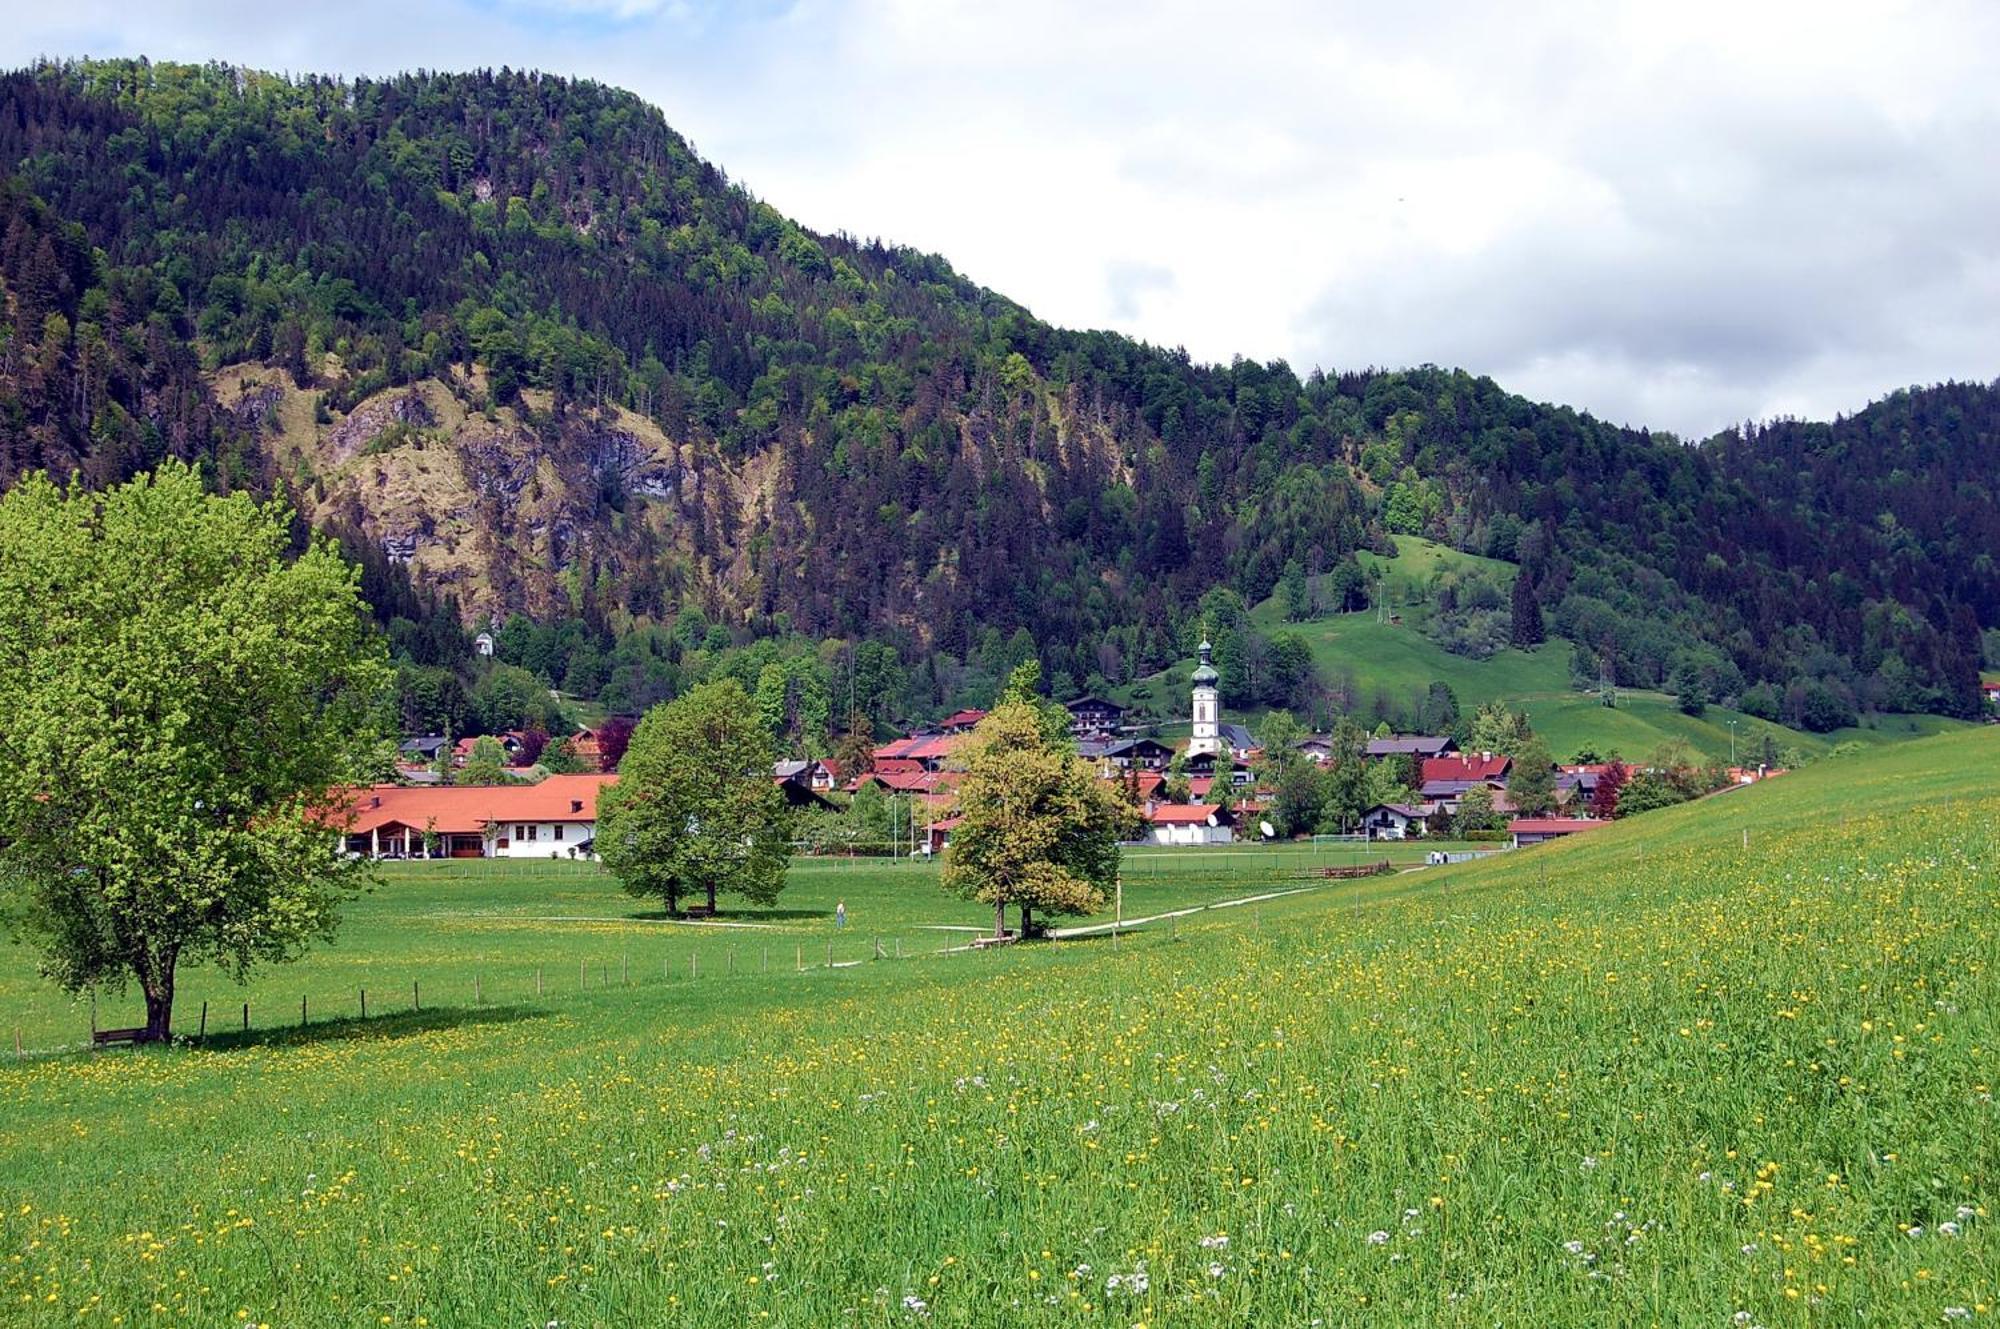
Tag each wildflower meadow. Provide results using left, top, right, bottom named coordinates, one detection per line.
left=1, top=731, right=1993, bottom=1326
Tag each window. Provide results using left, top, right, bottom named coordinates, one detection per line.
left=552, top=824, right=564, bottom=841
left=515, top=824, right=538, bottom=841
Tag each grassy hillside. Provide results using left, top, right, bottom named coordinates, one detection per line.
left=1127, top=538, right=1971, bottom=763
left=0, top=730, right=1993, bottom=1324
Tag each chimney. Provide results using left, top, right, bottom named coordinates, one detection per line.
left=370, top=795, right=381, bottom=809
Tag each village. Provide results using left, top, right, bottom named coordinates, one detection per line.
left=344, top=638, right=1787, bottom=863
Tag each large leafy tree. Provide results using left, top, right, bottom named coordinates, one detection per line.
left=596, top=679, right=788, bottom=916
left=941, top=701, right=1131, bottom=939
left=1507, top=738, right=1558, bottom=816
left=0, top=463, right=389, bottom=1042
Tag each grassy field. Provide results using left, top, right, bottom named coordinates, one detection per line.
left=1, top=729, right=1994, bottom=1325
left=1128, top=537, right=1972, bottom=763
left=0, top=838, right=1467, bottom=1051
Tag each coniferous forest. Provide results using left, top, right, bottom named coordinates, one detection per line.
left=1, top=59, right=1994, bottom=736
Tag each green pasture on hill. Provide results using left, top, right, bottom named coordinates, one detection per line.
left=1127, top=536, right=1972, bottom=763
left=0, top=728, right=1994, bottom=1326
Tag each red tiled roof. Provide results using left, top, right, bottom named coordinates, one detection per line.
left=1424, top=754, right=1512, bottom=783
left=938, top=709, right=987, bottom=729
left=873, top=734, right=965, bottom=763
left=1146, top=803, right=1229, bottom=825
left=329, top=774, right=616, bottom=836
left=861, top=768, right=960, bottom=795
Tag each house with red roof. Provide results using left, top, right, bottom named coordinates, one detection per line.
left=328, top=773, right=616, bottom=859
left=932, top=709, right=987, bottom=734
left=1422, top=753, right=1512, bottom=785
left=869, top=733, right=965, bottom=772
left=1142, top=801, right=1237, bottom=846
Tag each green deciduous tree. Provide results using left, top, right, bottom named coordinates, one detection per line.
left=1468, top=700, right=1532, bottom=756
left=941, top=701, right=1130, bottom=939
left=0, top=463, right=389, bottom=1042
left=1507, top=738, right=1558, bottom=816
left=458, top=735, right=511, bottom=785
left=1280, top=559, right=1311, bottom=622
left=596, top=679, right=788, bottom=915
left=1455, top=783, right=1501, bottom=834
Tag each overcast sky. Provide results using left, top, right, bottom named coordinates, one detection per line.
left=3, top=0, right=1997, bottom=436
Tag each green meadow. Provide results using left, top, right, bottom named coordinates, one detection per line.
left=1, top=729, right=1995, bottom=1326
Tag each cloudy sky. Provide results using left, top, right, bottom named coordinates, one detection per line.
left=3, top=0, right=1997, bottom=435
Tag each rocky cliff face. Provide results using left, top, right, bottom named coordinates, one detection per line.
left=213, top=367, right=724, bottom=623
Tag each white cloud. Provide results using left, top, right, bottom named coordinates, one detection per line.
left=1, top=0, right=1996, bottom=433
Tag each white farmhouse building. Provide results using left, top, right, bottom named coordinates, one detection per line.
left=331, top=773, right=614, bottom=859
left=1144, top=802, right=1238, bottom=846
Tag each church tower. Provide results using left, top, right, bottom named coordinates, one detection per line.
left=1186, top=639, right=1221, bottom=757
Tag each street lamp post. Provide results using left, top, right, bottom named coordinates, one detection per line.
left=1728, top=720, right=1738, bottom=767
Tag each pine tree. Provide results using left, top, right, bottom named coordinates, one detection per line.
left=1510, top=571, right=1545, bottom=648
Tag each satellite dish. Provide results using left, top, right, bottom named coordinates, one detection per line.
left=1259, top=820, right=1276, bottom=840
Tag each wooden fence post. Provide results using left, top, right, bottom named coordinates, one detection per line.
left=691, top=951, right=698, bottom=979
left=14, top=1027, right=21, bottom=1060
left=360, top=988, right=367, bottom=1020
left=413, top=979, right=420, bottom=1012
left=728, top=949, right=735, bottom=976
left=622, top=953, right=628, bottom=987
left=300, top=995, right=308, bottom=1028
left=796, top=944, right=802, bottom=972
left=762, top=947, right=768, bottom=974
left=536, top=967, right=543, bottom=998
left=198, top=1002, right=208, bottom=1046
left=242, top=1001, right=249, bottom=1032
left=581, top=957, right=587, bottom=991
left=826, top=940, right=832, bottom=969
left=474, top=975, right=482, bottom=1006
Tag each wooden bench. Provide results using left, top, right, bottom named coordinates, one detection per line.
left=682, top=904, right=717, bottom=919
left=91, top=1026, right=145, bottom=1049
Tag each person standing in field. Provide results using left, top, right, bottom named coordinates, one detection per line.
left=836, top=899, right=847, bottom=928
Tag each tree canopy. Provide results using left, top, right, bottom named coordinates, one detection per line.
left=940, top=701, right=1131, bottom=938
left=0, top=462, right=388, bottom=1041
left=596, top=679, right=788, bottom=916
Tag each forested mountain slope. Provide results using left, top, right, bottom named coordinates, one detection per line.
left=0, top=59, right=1992, bottom=724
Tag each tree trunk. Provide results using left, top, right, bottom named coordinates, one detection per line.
left=994, top=899, right=1007, bottom=939
left=1020, top=903, right=1034, bottom=939
left=140, top=967, right=175, bottom=1043
left=706, top=880, right=718, bottom=913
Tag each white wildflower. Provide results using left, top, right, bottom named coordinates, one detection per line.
left=1939, top=1221, right=1960, bottom=1237
left=1199, top=1233, right=1229, bottom=1249
left=1367, top=1230, right=1391, bottom=1246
